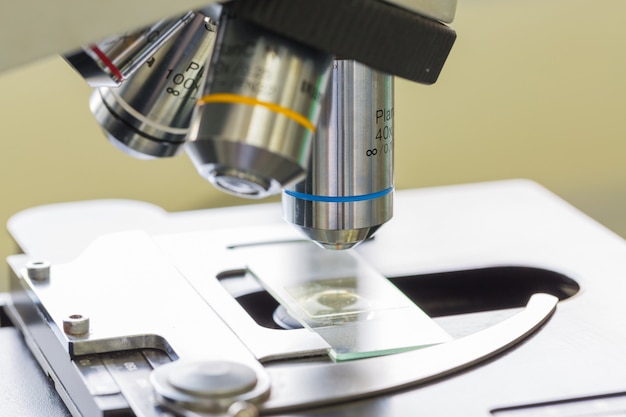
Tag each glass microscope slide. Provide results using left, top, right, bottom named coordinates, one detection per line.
left=243, top=241, right=452, bottom=361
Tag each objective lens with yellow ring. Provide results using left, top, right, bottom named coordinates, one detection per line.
left=187, top=9, right=332, bottom=199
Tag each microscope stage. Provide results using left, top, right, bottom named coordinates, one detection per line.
left=4, top=180, right=626, bottom=416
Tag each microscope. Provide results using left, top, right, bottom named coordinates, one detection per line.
left=5, top=1, right=626, bottom=417
left=63, top=0, right=456, bottom=250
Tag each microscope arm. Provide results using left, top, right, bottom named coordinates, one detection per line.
left=0, top=0, right=456, bottom=78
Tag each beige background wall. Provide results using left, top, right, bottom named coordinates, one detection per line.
left=1, top=0, right=626, bottom=291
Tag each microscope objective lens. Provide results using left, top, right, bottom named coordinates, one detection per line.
left=186, top=8, right=332, bottom=199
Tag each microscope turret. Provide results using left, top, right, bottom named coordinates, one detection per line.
left=64, top=0, right=457, bottom=249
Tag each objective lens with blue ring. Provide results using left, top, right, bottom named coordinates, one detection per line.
left=282, top=60, right=394, bottom=250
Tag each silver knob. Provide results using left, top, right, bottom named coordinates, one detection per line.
left=150, top=359, right=270, bottom=416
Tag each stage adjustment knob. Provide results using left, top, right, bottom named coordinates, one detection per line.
left=150, top=359, right=270, bottom=416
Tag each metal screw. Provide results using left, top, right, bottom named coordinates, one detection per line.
left=25, top=260, right=51, bottom=282
left=63, top=314, right=90, bottom=336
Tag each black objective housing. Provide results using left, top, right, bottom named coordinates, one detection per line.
left=228, top=0, right=456, bottom=84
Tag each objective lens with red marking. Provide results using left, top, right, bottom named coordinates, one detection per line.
left=64, top=11, right=194, bottom=87
left=89, top=11, right=218, bottom=159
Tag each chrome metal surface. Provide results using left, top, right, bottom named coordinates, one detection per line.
left=4, top=0, right=455, bottom=254
left=260, top=293, right=557, bottom=413
left=283, top=60, right=394, bottom=249
left=90, top=11, right=218, bottom=159
left=151, top=359, right=270, bottom=416
left=186, top=8, right=333, bottom=198
left=64, top=11, right=194, bottom=87
left=7, top=229, right=271, bottom=416
left=7, top=181, right=607, bottom=417
left=6, top=226, right=556, bottom=415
